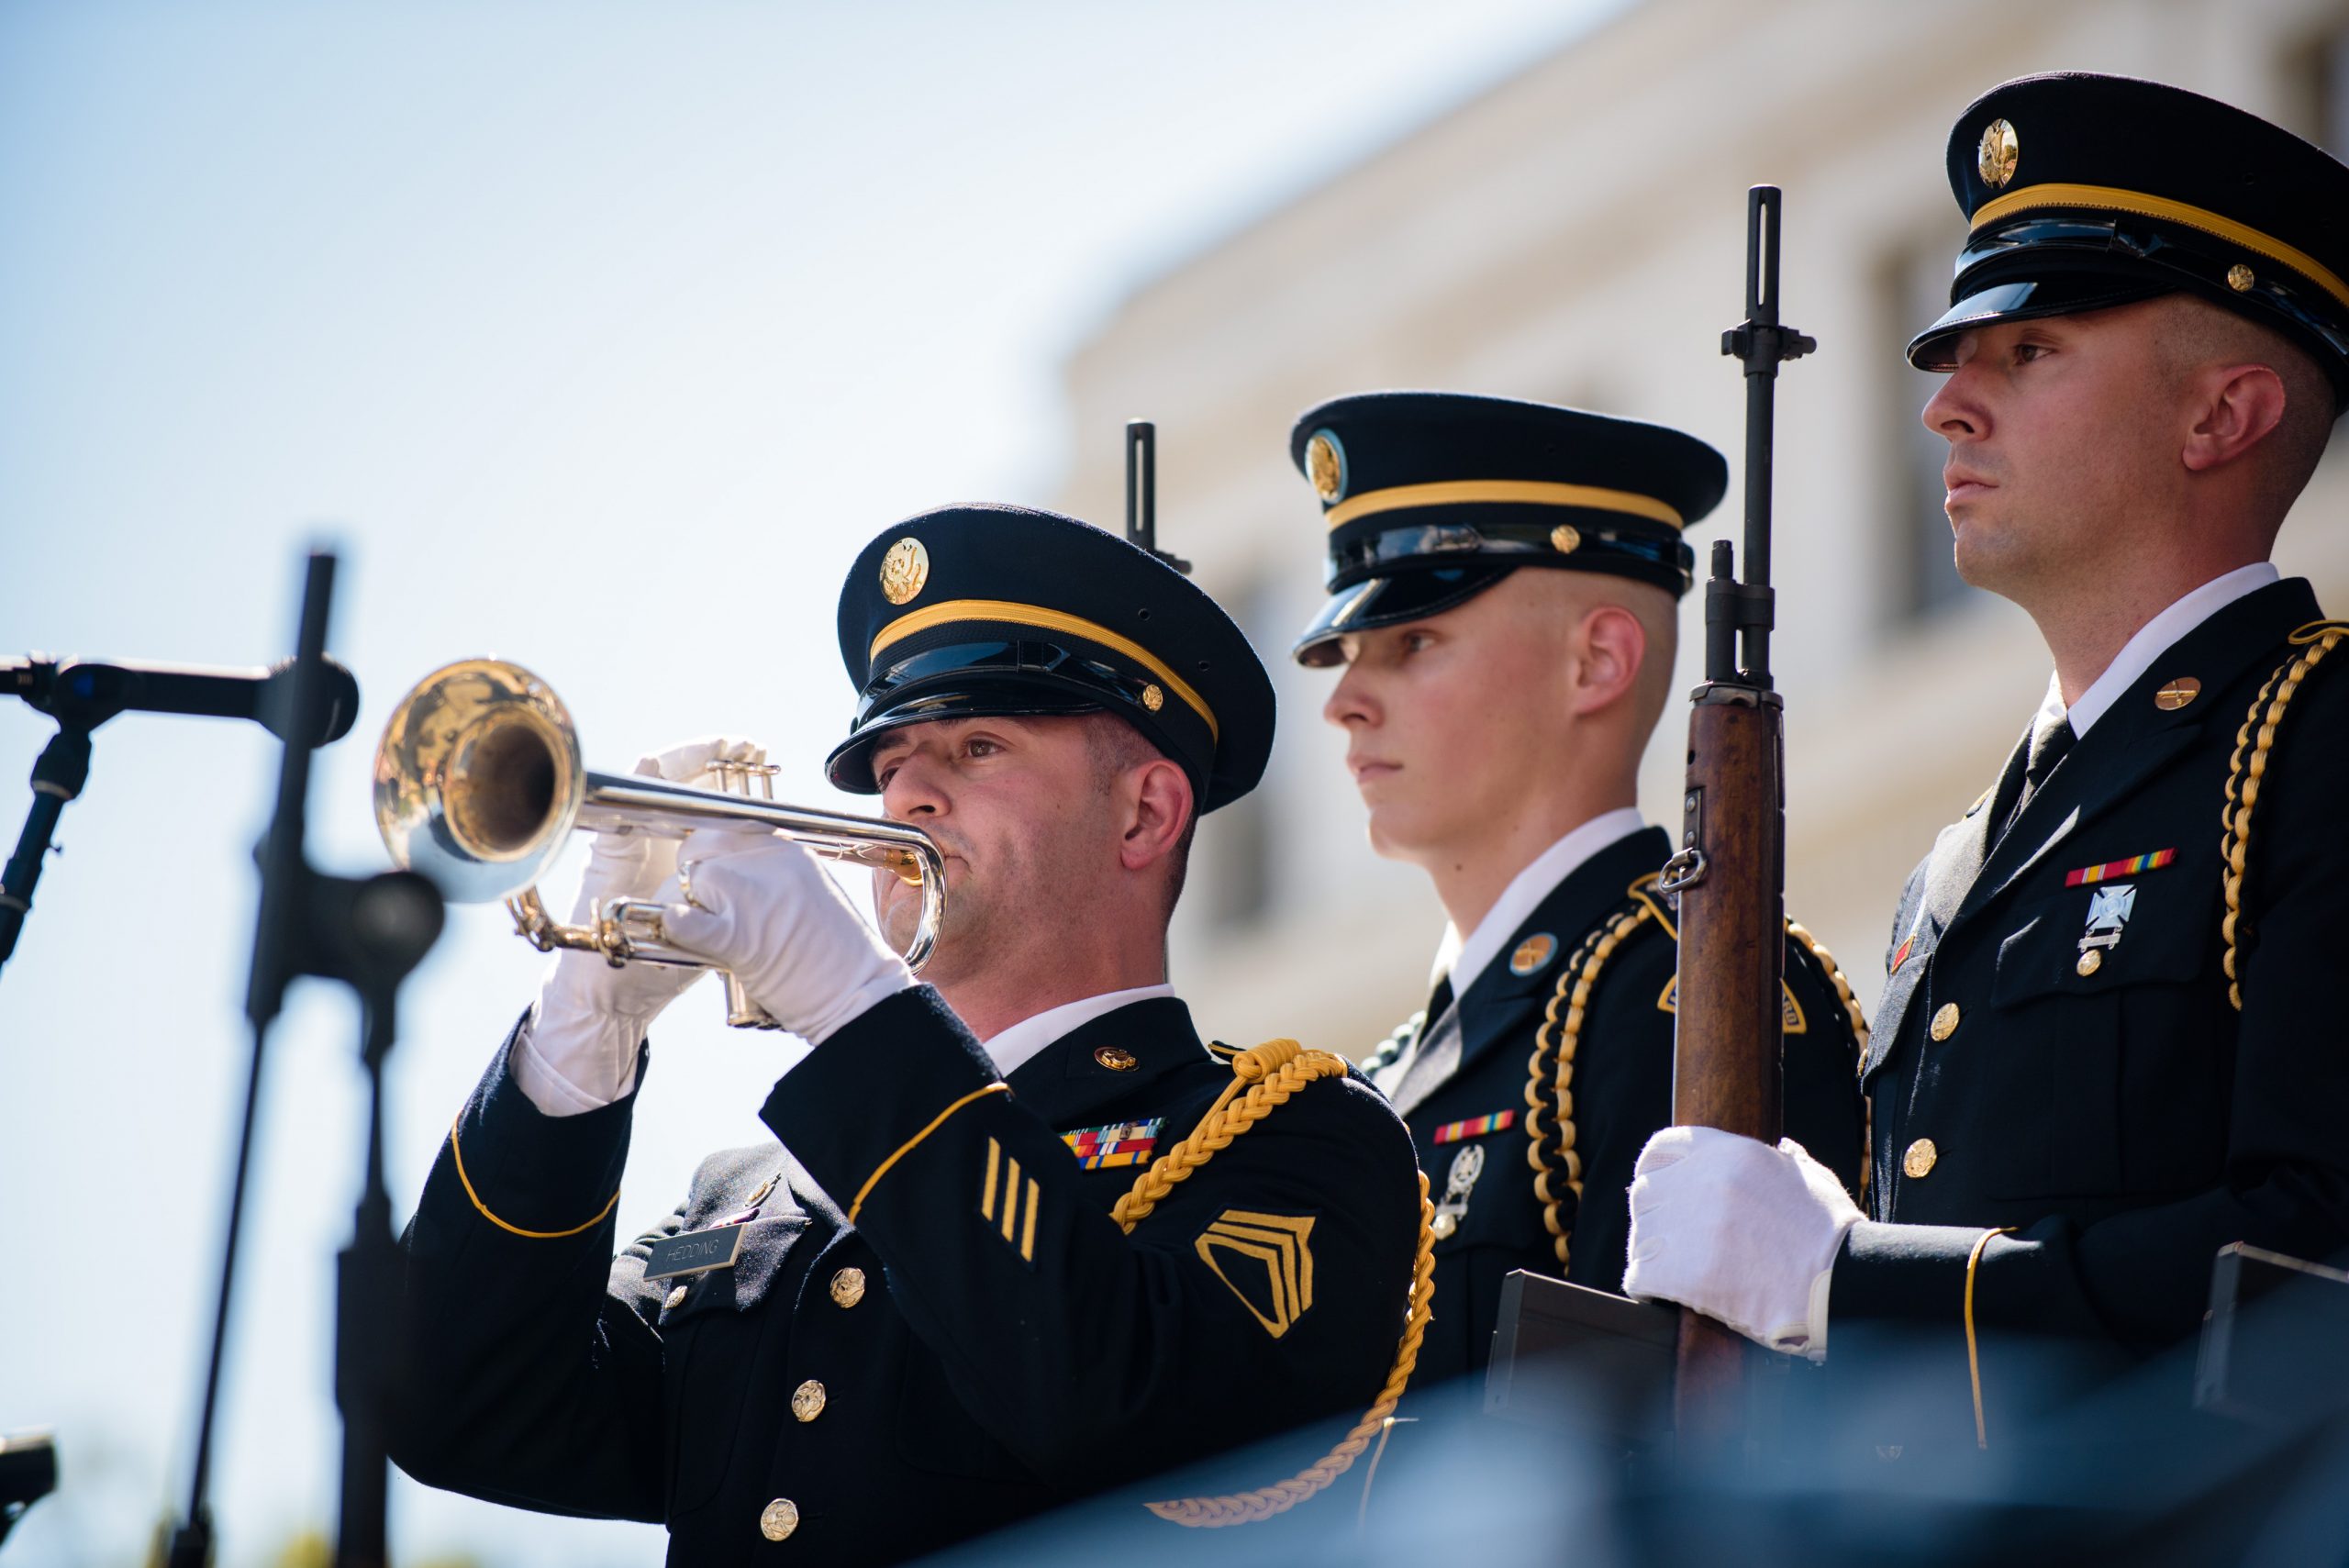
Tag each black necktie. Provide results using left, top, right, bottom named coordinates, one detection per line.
left=1420, top=974, right=1455, bottom=1039
left=2001, top=711, right=2076, bottom=842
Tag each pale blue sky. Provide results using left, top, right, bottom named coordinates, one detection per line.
left=0, top=4, right=1627, bottom=1563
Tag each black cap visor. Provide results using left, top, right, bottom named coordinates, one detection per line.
left=1909, top=212, right=2349, bottom=395
left=1291, top=566, right=1513, bottom=667
left=1908, top=275, right=2171, bottom=371
left=825, top=638, right=1208, bottom=799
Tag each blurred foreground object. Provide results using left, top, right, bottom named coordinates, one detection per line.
left=0, top=1432, right=55, bottom=1551
left=164, top=551, right=444, bottom=1568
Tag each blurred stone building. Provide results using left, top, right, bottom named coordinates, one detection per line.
left=1055, top=0, right=2349, bottom=1055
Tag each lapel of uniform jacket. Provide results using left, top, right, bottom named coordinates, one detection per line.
left=1453, top=825, right=1675, bottom=1078
left=1949, top=578, right=2316, bottom=936
left=1002, top=996, right=1215, bottom=1132
left=1862, top=730, right=2028, bottom=1082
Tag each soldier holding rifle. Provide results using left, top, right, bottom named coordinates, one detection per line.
left=1289, top=390, right=1867, bottom=1386
left=386, top=506, right=1430, bottom=1563
left=1627, top=73, right=2349, bottom=1444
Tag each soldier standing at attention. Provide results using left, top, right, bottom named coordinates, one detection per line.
left=386, top=505, right=1430, bottom=1564
left=1290, top=391, right=1867, bottom=1383
left=1627, top=73, right=2349, bottom=1438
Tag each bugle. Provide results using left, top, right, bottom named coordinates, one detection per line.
left=373, top=657, right=946, bottom=1029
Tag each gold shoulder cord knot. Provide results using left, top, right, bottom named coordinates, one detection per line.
left=1111, top=1040, right=1438, bottom=1527
left=2220, top=621, right=2349, bottom=1011
left=1785, top=920, right=1874, bottom=1203
left=1524, top=903, right=1653, bottom=1273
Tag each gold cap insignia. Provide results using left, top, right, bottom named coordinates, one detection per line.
left=878, top=537, right=930, bottom=606
left=1550, top=524, right=1582, bottom=555
left=1141, top=683, right=1164, bottom=713
left=1304, top=429, right=1347, bottom=505
left=1977, top=118, right=2020, bottom=189
left=1509, top=933, right=1557, bottom=976
left=2154, top=675, right=2200, bottom=711
left=2227, top=264, right=2255, bottom=294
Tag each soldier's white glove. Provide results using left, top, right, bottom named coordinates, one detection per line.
left=1622, top=1126, right=1861, bottom=1362
left=514, top=738, right=763, bottom=1116
left=655, top=826, right=914, bottom=1045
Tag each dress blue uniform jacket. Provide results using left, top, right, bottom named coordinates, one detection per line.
left=1364, top=824, right=1870, bottom=1386
left=386, top=987, right=1422, bottom=1565
left=1838, top=577, right=2349, bottom=1435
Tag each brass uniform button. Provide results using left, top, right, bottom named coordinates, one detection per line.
left=663, top=1284, right=688, bottom=1312
left=1094, top=1046, right=1139, bottom=1072
left=1903, top=1139, right=1939, bottom=1179
left=2227, top=263, right=2255, bottom=293
left=759, top=1498, right=800, bottom=1542
left=791, top=1379, right=827, bottom=1423
left=829, top=1267, right=866, bottom=1308
left=1929, top=1002, right=1961, bottom=1041
left=2076, top=950, right=2103, bottom=977
left=1431, top=1211, right=1458, bottom=1240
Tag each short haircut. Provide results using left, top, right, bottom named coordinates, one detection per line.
left=2155, top=295, right=2339, bottom=527
left=1081, top=714, right=1197, bottom=916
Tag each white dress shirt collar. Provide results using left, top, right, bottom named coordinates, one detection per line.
left=1431, top=806, right=1649, bottom=997
left=2056, top=562, right=2278, bottom=738
left=978, top=983, right=1178, bottom=1078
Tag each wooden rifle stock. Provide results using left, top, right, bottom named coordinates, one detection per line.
left=1664, top=186, right=1812, bottom=1459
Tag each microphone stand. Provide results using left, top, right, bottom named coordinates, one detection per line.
left=161, top=551, right=443, bottom=1568
left=0, top=677, right=111, bottom=973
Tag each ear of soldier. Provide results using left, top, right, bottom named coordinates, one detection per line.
left=1288, top=390, right=1869, bottom=1399
left=385, top=504, right=1428, bottom=1564
left=1624, top=70, right=2349, bottom=1451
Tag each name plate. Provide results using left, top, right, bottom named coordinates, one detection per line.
left=644, top=1223, right=751, bottom=1281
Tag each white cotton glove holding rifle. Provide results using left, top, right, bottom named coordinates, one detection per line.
left=654, top=827, right=914, bottom=1045
left=514, top=737, right=764, bottom=1116
left=1621, top=1125, right=1862, bottom=1362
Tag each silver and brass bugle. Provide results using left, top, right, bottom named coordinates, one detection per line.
left=373, top=657, right=946, bottom=1028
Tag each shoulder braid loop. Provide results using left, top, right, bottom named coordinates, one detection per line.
left=1784, top=920, right=1873, bottom=1204
left=1523, top=901, right=1654, bottom=1273
left=1359, top=1013, right=1420, bottom=1077
left=1113, top=1040, right=1437, bottom=1527
left=2220, top=620, right=2349, bottom=1011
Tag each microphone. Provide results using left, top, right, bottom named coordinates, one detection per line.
left=5, top=653, right=362, bottom=745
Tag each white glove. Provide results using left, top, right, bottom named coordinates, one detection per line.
left=1622, top=1126, right=1861, bottom=1362
left=514, top=738, right=763, bottom=1116
left=655, top=827, right=913, bottom=1044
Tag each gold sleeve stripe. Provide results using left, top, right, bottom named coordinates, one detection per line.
left=867, top=598, right=1218, bottom=740
left=1020, top=1178, right=1040, bottom=1262
left=1966, top=1226, right=2016, bottom=1450
left=448, top=1118, right=620, bottom=1240
left=1969, top=183, right=2349, bottom=312
left=1323, top=479, right=1683, bottom=532
left=849, top=1081, right=1010, bottom=1225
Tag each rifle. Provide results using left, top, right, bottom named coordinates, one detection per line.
left=1658, top=185, right=1814, bottom=1455
left=1125, top=419, right=1191, bottom=575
